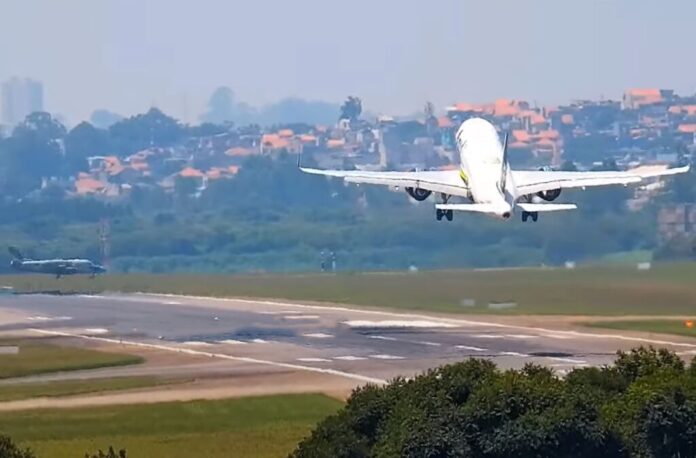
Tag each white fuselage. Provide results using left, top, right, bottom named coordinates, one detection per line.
left=455, top=118, right=516, bottom=218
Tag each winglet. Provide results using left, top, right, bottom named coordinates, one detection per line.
left=297, top=150, right=303, bottom=169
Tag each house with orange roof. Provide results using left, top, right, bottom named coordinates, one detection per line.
left=74, top=176, right=107, bottom=196
left=511, top=130, right=531, bottom=143
left=326, top=139, right=346, bottom=149
left=561, top=114, right=574, bottom=125
left=226, top=146, right=255, bottom=158
left=260, top=133, right=295, bottom=154
left=299, top=134, right=318, bottom=144
left=179, top=167, right=205, bottom=178
left=623, top=88, right=672, bottom=109
left=437, top=116, right=454, bottom=129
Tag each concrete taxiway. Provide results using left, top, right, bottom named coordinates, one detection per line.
left=2, top=292, right=696, bottom=393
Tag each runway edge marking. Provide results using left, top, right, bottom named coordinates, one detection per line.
left=115, top=293, right=696, bottom=349
left=29, top=329, right=387, bottom=386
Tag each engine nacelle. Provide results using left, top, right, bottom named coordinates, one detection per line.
left=537, top=188, right=562, bottom=201
left=406, top=187, right=432, bottom=201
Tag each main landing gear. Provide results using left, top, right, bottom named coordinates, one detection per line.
left=521, top=211, right=538, bottom=223
left=436, top=193, right=453, bottom=222
left=436, top=208, right=454, bottom=221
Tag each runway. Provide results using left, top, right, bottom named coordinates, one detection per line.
left=0, top=293, right=694, bottom=387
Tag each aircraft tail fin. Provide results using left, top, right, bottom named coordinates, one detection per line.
left=500, top=132, right=509, bottom=191
left=8, top=247, right=24, bottom=260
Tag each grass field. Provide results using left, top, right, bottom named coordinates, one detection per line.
left=2, top=263, right=696, bottom=315
left=585, top=319, right=696, bottom=338
left=0, top=339, right=143, bottom=379
left=0, top=376, right=179, bottom=402
left=4, top=394, right=341, bottom=458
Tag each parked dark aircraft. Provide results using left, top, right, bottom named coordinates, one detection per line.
left=8, top=247, right=106, bottom=278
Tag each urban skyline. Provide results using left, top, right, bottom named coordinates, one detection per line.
left=3, top=1, right=696, bottom=124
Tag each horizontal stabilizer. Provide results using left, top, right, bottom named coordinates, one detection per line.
left=516, top=203, right=577, bottom=212
left=436, top=203, right=504, bottom=213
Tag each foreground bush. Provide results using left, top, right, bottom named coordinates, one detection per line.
left=292, top=347, right=696, bottom=458
left=0, top=435, right=35, bottom=458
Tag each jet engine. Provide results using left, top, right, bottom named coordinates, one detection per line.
left=536, top=166, right=561, bottom=201
left=537, top=188, right=562, bottom=201
left=406, top=187, right=432, bottom=201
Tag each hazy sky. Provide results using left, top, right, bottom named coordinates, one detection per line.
left=2, top=0, right=695, bottom=125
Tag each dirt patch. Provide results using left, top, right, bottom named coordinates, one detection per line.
left=0, top=370, right=356, bottom=411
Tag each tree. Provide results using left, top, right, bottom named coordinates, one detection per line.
left=339, top=96, right=362, bottom=123
left=292, top=346, right=696, bottom=458
left=2, top=112, right=66, bottom=194
left=174, top=175, right=199, bottom=198
left=90, top=110, right=123, bottom=129
left=65, top=122, right=112, bottom=172
left=109, top=108, right=183, bottom=155
left=0, top=435, right=36, bottom=458
left=200, top=87, right=235, bottom=124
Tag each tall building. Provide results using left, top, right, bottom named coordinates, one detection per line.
left=1, top=77, right=44, bottom=128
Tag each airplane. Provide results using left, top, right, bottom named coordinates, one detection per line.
left=8, top=247, right=107, bottom=278
left=300, top=117, right=689, bottom=222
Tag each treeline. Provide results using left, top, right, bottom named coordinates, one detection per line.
left=0, top=109, right=193, bottom=198
left=293, top=347, right=696, bottom=458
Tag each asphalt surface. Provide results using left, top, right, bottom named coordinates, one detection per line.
left=0, top=293, right=694, bottom=385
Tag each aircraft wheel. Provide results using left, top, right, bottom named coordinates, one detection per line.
left=521, top=211, right=529, bottom=222
left=531, top=212, right=539, bottom=222
left=445, top=210, right=454, bottom=221
left=436, top=209, right=444, bottom=221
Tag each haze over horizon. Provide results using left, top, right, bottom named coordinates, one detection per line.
left=2, top=0, right=695, bottom=125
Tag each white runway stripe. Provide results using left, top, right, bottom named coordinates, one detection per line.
left=28, top=315, right=72, bottom=322
left=182, top=341, right=212, bottom=346
left=369, top=335, right=398, bottom=341
left=219, top=339, right=247, bottom=345
left=369, top=354, right=405, bottom=360
left=334, top=356, right=367, bottom=361
left=547, top=357, right=587, bottom=364
left=297, top=357, right=331, bottom=363
left=30, top=329, right=386, bottom=385
left=83, top=328, right=109, bottom=334
left=455, top=345, right=487, bottom=352
left=284, top=315, right=320, bottom=320
left=343, top=320, right=458, bottom=329
left=302, top=333, right=334, bottom=339
left=498, top=351, right=528, bottom=357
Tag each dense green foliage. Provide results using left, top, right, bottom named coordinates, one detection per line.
left=292, top=347, right=696, bottom=458
left=0, top=436, right=35, bottom=458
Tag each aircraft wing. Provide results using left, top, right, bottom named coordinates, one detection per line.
left=513, top=165, right=690, bottom=195
left=300, top=167, right=469, bottom=197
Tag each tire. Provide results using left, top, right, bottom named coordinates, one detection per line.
left=521, top=212, right=529, bottom=222
left=436, top=209, right=444, bottom=221
left=445, top=210, right=453, bottom=221
left=531, top=212, right=539, bottom=222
